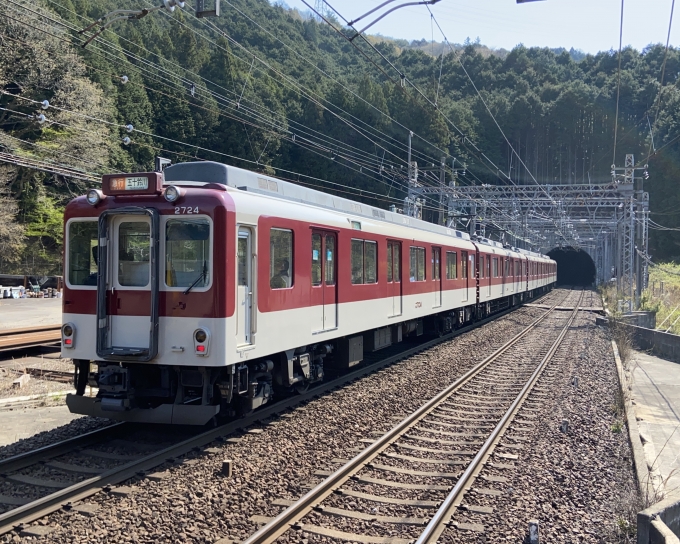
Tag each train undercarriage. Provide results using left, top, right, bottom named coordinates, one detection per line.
left=68, top=285, right=552, bottom=425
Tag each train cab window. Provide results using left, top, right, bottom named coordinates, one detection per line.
left=270, top=228, right=293, bottom=289
left=118, top=222, right=150, bottom=287
left=351, top=239, right=377, bottom=284
left=68, top=220, right=98, bottom=286
left=165, top=218, right=210, bottom=289
left=446, top=251, right=457, bottom=279
left=409, top=246, right=425, bottom=282
left=461, top=251, right=468, bottom=279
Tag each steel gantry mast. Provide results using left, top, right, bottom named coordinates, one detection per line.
left=410, top=153, right=650, bottom=310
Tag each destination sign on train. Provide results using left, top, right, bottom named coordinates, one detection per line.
left=101, top=172, right=162, bottom=196
left=110, top=176, right=149, bottom=191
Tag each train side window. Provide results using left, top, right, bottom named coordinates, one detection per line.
left=68, top=220, right=98, bottom=287
left=270, top=228, right=293, bottom=289
left=118, top=221, right=150, bottom=287
left=409, top=246, right=425, bottom=282
left=446, top=251, right=457, bottom=279
left=351, top=239, right=377, bottom=284
left=312, top=234, right=322, bottom=286
left=461, top=251, right=468, bottom=279
left=166, top=218, right=211, bottom=288
left=351, top=239, right=364, bottom=284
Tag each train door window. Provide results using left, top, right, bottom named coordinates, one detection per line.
left=515, top=260, right=520, bottom=277
left=118, top=221, right=150, bottom=287
left=325, top=235, right=336, bottom=285
left=67, top=220, right=98, bottom=287
left=446, top=251, right=457, bottom=279
left=312, top=234, right=322, bottom=286
left=504, top=259, right=509, bottom=278
left=237, top=236, right=248, bottom=286
left=461, top=251, right=468, bottom=279
left=165, top=218, right=211, bottom=289
left=270, top=228, right=293, bottom=289
left=469, top=254, right=475, bottom=278
left=409, top=246, right=425, bottom=281
left=387, top=241, right=401, bottom=283
left=486, top=256, right=491, bottom=278
left=492, top=257, right=499, bottom=278
left=479, top=256, right=483, bottom=279
left=432, top=247, right=441, bottom=280
left=387, top=243, right=393, bottom=282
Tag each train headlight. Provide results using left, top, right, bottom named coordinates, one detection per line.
left=62, top=322, right=75, bottom=349
left=86, top=189, right=103, bottom=206
left=164, top=185, right=182, bottom=203
left=193, top=328, right=210, bottom=357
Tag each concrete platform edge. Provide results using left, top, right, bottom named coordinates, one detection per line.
left=612, top=340, right=654, bottom=503
left=614, top=339, right=680, bottom=543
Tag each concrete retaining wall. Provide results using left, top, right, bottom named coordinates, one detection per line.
left=597, top=318, right=680, bottom=364
left=638, top=496, right=680, bottom=544
left=621, top=311, right=657, bottom=329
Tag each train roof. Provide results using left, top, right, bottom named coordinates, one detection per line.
left=163, top=161, right=472, bottom=242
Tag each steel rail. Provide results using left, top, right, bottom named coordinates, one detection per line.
left=0, top=292, right=555, bottom=535
left=416, top=290, right=584, bottom=543
left=0, top=325, right=61, bottom=352
left=0, top=424, right=127, bottom=475
left=241, top=294, right=570, bottom=544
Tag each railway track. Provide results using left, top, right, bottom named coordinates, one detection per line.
left=0, top=290, right=566, bottom=537
left=0, top=325, right=61, bottom=352
left=242, top=290, right=583, bottom=544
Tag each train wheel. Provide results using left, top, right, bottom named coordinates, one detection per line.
left=294, top=381, right=310, bottom=394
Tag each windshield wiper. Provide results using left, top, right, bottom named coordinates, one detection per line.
left=183, top=261, right=207, bottom=295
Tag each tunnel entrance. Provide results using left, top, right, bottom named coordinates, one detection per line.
left=547, top=247, right=596, bottom=286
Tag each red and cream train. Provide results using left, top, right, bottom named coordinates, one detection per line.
left=61, top=161, right=556, bottom=424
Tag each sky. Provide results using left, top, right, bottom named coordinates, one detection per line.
left=275, top=0, right=678, bottom=54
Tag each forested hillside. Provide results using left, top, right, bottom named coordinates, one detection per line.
left=2, top=0, right=680, bottom=275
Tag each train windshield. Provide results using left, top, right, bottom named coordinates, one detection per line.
left=165, top=218, right=211, bottom=288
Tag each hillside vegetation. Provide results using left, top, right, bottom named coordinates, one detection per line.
left=2, top=0, right=680, bottom=275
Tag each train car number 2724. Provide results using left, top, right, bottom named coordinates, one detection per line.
left=174, top=206, right=199, bottom=214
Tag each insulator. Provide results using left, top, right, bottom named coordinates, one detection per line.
left=125, top=124, right=134, bottom=133
left=35, top=113, right=46, bottom=124
left=163, top=0, right=185, bottom=11
left=122, top=136, right=131, bottom=145
left=120, top=75, right=129, bottom=84
left=41, top=100, right=49, bottom=110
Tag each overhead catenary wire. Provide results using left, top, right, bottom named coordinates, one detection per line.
left=1, top=0, right=545, bottom=237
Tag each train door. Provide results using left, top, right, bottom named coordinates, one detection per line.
left=486, top=255, right=492, bottom=298
left=311, top=230, right=337, bottom=332
left=387, top=241, right=402, bottom=317
left=501, top=257, right=506, bottom=297
left=461, top=251, right=468, bottom=302
left=236, top=227, right=254, bottom=346
left=96, top=208, right=160, bottom=361
left=432, top=247, right=441, bottom=308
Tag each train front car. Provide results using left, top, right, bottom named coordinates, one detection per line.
left=62, top=167, right=232, bottom=425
